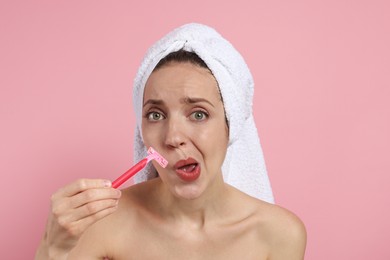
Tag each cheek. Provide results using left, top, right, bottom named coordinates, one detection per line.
left=196, top=121, right=228, bottom=157
left=141, top=121, right=157, bottom=147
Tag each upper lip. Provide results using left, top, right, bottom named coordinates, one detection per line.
left=174, top=157, right=198, bottom=169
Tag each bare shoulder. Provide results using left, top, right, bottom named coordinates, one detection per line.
left=252, top=198, right=307, bottom=260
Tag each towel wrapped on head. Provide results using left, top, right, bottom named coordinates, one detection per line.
left=132, top=23, right=274, bottom=203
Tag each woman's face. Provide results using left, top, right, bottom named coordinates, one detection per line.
left=142, top=62, right=229, bottom=199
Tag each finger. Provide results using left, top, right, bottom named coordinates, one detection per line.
left=55, top=202, right=119, bottom=238
left=69, top=188, right=121, bottom=209
left=55, top=179, right=112, bottom=198
left=51, top=187, right=120, bottom=219
left=72, top=203, right=119, bottom=235
left=67, top=199, right=119, bottom=223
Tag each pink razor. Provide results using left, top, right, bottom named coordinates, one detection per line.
left=112, top=147, right=168, bottom=189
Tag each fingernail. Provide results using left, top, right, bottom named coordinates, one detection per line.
left=103, top=180, right=112, bottom=187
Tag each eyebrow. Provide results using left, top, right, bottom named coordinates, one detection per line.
left=143, top=99, right=164, bottom=107
left=181, top=97, right=215, bottom=107
left=143, top=96, right=215, bottom=108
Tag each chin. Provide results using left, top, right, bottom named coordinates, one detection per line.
left=173, top=184, right=205, bottom=200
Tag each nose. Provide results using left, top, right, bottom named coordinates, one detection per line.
left=164, top=117, right=186, bottom=149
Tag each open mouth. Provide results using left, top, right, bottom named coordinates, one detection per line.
left=178, top=163, right=197, bottom=172
left=174, top=158, right=201, bottom=182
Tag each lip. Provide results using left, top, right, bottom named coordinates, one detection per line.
left=174, top=157, right=201, bottom=182
left=174, top=157, right=198, bottom=169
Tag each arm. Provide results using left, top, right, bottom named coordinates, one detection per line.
left=35, top=179, right=121, bottom=260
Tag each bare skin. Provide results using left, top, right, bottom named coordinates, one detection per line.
left=68, top=179, right=305, bottom=259
left=36, top=62, right=306, bottom=259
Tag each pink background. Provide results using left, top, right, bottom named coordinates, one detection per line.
left=1, top=1, right=389, bottom=259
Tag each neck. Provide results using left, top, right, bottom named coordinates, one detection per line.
left=154, top=174, right=230, bottom=229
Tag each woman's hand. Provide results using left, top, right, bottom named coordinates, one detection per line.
left=36, top=179, right=121, bottom=259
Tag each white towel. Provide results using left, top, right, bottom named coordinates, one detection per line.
left=132, top=23, right=274, bottom=203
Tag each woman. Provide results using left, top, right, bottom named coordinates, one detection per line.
left=36, top=23, right=306, bottom=259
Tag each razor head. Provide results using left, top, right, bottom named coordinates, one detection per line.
left=147, top=147, right=168, bottom=168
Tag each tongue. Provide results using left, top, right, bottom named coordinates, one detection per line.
left=179, top=164, right=197, bottom=172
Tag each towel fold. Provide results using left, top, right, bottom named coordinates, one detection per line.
left=132, top=23, right=274, bottom=203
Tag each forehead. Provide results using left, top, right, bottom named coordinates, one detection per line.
left=144, top=62, right=220, bottom=101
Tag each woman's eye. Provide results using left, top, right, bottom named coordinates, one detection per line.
left=190, top=111, right=208, bottom=121
left=147, top=112, right=164, bottom=121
